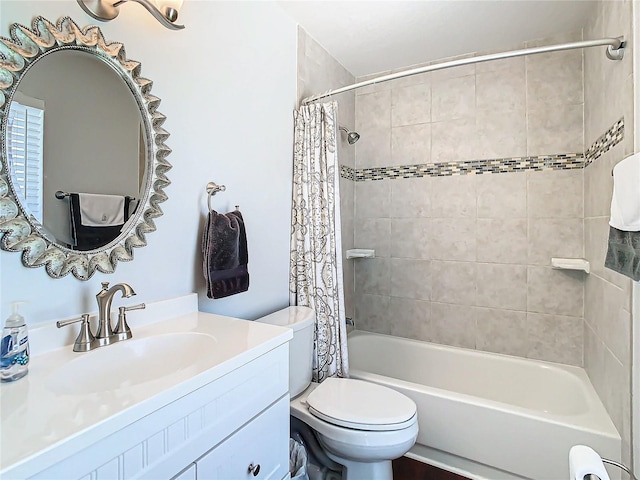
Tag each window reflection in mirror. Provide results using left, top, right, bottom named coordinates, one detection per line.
left=6, top=93, right=45, bottom=222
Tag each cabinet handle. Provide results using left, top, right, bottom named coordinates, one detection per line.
left=247, top=463, right=260, bottom=476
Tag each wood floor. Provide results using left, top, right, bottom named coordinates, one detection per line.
left=392, top=456, right=471, bottom=480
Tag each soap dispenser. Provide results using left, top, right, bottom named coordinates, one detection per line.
left=1, top=302, right=29, bottom=382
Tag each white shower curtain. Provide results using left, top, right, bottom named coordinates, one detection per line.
left=290, top=101, right=349, bottom=382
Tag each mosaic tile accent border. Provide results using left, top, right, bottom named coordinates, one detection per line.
left=340, top=118, right=625, bottom=182
left=340, top=165, right=356, bottom=181
left=350, top=154, right=585, bottom=181
left=584, top=118, right=624, bottom=166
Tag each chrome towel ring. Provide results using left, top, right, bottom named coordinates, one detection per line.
left=206, top=182, right=226, bottom=212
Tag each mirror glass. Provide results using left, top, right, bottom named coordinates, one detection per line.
left=6, top=50, right=146, bottom=251
left=0, top=17, right=171, bottom=280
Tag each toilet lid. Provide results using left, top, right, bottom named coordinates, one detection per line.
left=306, top=378, right=417, bottom=431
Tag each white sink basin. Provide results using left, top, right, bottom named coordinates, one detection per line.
left=46, top=332, right=218, bottom=395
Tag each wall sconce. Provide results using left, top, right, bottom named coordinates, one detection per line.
left=77, top=0, right=185, bottom=30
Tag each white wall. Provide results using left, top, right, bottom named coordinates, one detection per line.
left=0, top=1, right=297, bottom=324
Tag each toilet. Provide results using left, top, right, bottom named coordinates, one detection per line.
left=257, top=306, right=418, bottom=480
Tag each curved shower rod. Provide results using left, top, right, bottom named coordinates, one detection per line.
left=302, top=36, right=626, bottom=105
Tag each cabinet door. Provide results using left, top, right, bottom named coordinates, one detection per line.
left=172, top=464, right=196, bottom=480
left=196, top=396, right=289, bottom=480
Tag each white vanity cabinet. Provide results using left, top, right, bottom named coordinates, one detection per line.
left=16, top=344, right=291, bottom=480
left=195, top=396, right=289, bottom=479
left=170, top=396, right=289, bottom=480
left=172, top=465, right=196, bottom=480
left=1, top=299, right=294, bottom=480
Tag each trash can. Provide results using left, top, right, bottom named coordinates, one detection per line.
left=290, top=438, right=310, bottom=480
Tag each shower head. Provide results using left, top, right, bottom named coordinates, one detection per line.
left=347, top=131, right=360, bottom=144
left=339, top=126, right=360, bottom=144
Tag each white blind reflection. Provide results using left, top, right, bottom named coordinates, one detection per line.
left=7, top=99, right=45, bottom=222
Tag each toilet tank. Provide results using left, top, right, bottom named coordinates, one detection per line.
left=257, top=306, right=314, bottom=398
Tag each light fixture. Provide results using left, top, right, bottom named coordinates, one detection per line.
left=77, top=0, right=185, bottom=30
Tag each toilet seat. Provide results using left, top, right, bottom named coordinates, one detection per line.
left=306, top=378, right=417, bottom=432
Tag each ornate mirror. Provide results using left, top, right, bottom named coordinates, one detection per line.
left=0, top=16, right=171, bottom=280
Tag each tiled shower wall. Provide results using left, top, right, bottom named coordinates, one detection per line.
left=296, top=27, right=356, bottom=318
left=296, top=9, right=636, bottom=467
left=352, top=32, right=588, bottom=366
left=297, top=11, right=636, bottom=464
left=583, top=0, right=634, bottom=467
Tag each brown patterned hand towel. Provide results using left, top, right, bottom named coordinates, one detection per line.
left=202, top=209, right=249, bottom=299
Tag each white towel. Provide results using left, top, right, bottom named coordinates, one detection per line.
left=78, top=193, right=126, bottom=227
left=609, top=152, right=640, bottom=232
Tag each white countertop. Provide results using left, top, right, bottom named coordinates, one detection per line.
left=0, top=295, right=292, bottom=478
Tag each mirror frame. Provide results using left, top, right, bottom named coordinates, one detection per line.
left=0, top=16, right=171, bottom=280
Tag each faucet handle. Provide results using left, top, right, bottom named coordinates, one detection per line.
left=56, top=314, right=96, bottom=352
left=122, top=303, right=145, bottom=313
left=113, top=303, right=145, bottom=341
left=100, top=282, right=110, bottom=290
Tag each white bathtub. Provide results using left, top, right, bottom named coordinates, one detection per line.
left=347, top=330, right=621, bottom=480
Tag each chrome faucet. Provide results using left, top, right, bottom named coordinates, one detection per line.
left=95, top=282, right=136, bottom=346
left=57, top=282, right=145, bottom=352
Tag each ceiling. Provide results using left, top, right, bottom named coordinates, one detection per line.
left=277, top=1, right=598, bottom=77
